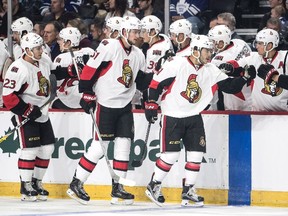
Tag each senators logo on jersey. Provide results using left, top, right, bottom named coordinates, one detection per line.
left=180, top=74, right=202, bottom=103
left=261, top=81, right=283, bottom=97
left=36, top=71, right=49, bottom=97
left=117, top=59, right=133, bottom=88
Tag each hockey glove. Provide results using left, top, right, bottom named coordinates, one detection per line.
left=67, top=62, right=85, bottom=77
left=144, top=101, right=158, bottom=123
left=243, top=65, right=256, bottom=84
left=257, top=64, right=279, bottom=84
left=155, top=50, right=175, bottom=72
left=23, top=104, right=42, bottom=121
left=219, top=63, right=244, bottom=77
left=80, top=92, right=96, bottom=114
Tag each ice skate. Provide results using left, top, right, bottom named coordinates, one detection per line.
left=66, top=176, right=90, bottom=205
left=181, top=185, right=204, bottom=207
left=111, top=180, right=134, bottom=205
left=32, top=178, right=49, bottom=201
left=20, top=181, right=38, bottom=202
left=145, top=180, right=165, bottom=207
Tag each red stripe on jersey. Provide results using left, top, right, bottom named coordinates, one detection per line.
left=113, top=160, right=128, bottom=171
left=80, top=65, right=97, bottom=80
left=234, top=91, right=245, bottom=100
left=149, top=80, right=160, bottom=89
left=185, top=162, right=200, bottom=171
left=2, top=93, right=21, bottom=110
left=79, top=156, right=96, bottom=172
left=211, top=84, right=219, bottom=95
left=18, top=159, right=35, bottom=170
left=156, top=158, right=172, bottom=172
left=35, top=157, right=50, bottom=168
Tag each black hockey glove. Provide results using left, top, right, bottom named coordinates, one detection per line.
left=80, top=92, right=96, bottom=114
left=155, top=50, right=175, bottom=72
left=242, top=65, right=256, bottom=85
left=67, top=62, right=85, bottom=77
left=144, top=101, right=158, bottom=124
left=23, top=104, right=42, bottom=121
left=218, top=63, right=244, bottom=77
left=257, top=64, right=279, bottom=84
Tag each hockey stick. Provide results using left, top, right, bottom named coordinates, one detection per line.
left=0, top=74, right=57, bottom=144
left=89, top=109, right=136, bottom=187
left=131, top=122, right=151, bottom=167
left=69, top=49, right=81, bottom=80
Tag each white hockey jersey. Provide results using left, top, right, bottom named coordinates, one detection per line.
left=53, top=47, right=95, bottom=108
left=211, top=39, right=252, bottom=110
left=153, top=56, right=228, bottom=118
left=237, top=51, right=288, bottom=111
left=3, top=56, right=52, bottom=122
left=145, top=34, right=174, bottom=73
left=85, top=39, right=146, bottom=108
left=176, top=43, right=191, bottom=57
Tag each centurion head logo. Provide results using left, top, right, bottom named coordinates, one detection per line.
left=117, top=59, right=133, bottom=88
left=180, top=74, right=202, bottom=103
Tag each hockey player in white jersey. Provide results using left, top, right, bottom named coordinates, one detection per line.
left=208, top=24, right=252, bottom=110
left=144, top=35, right=256, bottom=207
left=67, top=16, right=153, bottom=205
left=169, top=19, right=193, bottom=57
left=219, top=29, right=288, bottom=111
left=52, top=27, right=94, bottom=109
left=103, top=16, right=123, bottom=39
left=2, top=33, right=55, bottom=201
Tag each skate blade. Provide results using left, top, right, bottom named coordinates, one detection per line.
left=37, top=195, right=48, bottom=201
left=110, top=197, right=134, bottom=205
left=145, top=189, right=163, bottom=207
left=21, top=194, right=37, bottom=202
left=66, top=189, right=88, bottom=205
left=181, top=199, right=204, bottom=207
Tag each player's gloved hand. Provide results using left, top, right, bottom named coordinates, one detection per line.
left=23, top=104, right=42, bottom=120
left=67, top=62, right=85, bottom=77
left=155, top=50, right=175, bottom=72
left=257, top=64, right=279, bottom=84
left=219, top=63, right=244, bottom=77
left=144, top=101, right=158, bottom=123
left=243, top=65, right=256, bottom=84
left=80, top=92, right=96, bottom=114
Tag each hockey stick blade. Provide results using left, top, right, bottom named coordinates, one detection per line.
left=0, top=74, right=57, bottom=144
left=131, top=122, right=151, bottom=167
left=89, top=109, right=136, bottom=186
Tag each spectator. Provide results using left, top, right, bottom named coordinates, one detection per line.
left=258, top=0, right=287, bottom=32
left=43, top=21, right=63, bottom=61
left=217, top=12, right=242, bottom=39
left=266, top=17, right=288, bottom=50
left=0, top=0, right=30, bottom=38
left=67, top=18, right=92, bottom=48
left=33, top=22, right=46, bottom=37
left=136, top=0, right=164, bottom=24
left=105, top=0, right=136, bottom=21
left=42, top=0, right=79, bottom=27
left=40, top=0, right=82, bottom=17
left=89, top=17, right=105, bottom=50
left=170, top=0, right=208, bottom=34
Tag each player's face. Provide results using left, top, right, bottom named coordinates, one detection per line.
left=140, top=28, right=150, bottom=43
left=199, top=48, right=212, bottom=64
left=31, top=45, right=43, bottom=60
left=12, top=32, right=21, bottom=44
left=103, top=26, right=119, bottom=39
left=255, top=41, right=265, bottom=55
left=127, top=29, right=141, bottom=45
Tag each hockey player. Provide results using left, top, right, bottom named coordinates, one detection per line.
left=168, top=19, right=193, bottom=56
left=219, top=29, right=288, bottom=111
left=144, top=35, right=256, bottom=207
left=208, top=24, right=252, bottom=110
left=66, top=16, right=153, bottom=205
left=103, top=16, right=123, bottom=39
left=2, top=33, right=55, bottom=201
left=52, top=27, right=94, bottom=109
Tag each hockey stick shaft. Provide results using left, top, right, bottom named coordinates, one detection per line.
left=89, top=109, right=135, bottom=186
left=69, top=49, right=81, bottom=80
left=0, top=74, right=57, bottom=143
left=131, top=122, right=151, bottom=167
